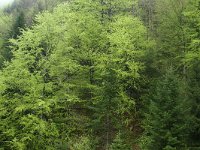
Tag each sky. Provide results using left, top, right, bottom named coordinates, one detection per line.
left=0, top=0, right=14, bottom=7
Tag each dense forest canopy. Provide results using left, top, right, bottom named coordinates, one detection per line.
left=0, top=0, right=199, bottom=149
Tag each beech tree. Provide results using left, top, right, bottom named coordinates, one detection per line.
left=0, top=0, right=150, bottom=149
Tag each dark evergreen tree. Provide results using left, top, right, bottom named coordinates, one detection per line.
left=187, top=63, right=200, bottom=148
left=140, top=69, right=190, bottom=150
left=183, top=0, right=200, bottom=147
left=12, top=11, right=25, bottom=38
left=109, top=132, right=131, bottom=150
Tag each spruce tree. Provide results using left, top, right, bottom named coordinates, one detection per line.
left=12, top=11, right=25, bottom=39
left=140, top=69, right=190, bottom=150
left=109, top=132, right=131, bottom=150
left=183, top=0, right=200, bottom=147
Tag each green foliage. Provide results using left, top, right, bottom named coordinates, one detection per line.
left=69, top=136, right=95, bottom=150
left=0, top=0, right=150, bottom=149
left=182, top=0, right=200, bottom=147
left=0, top=0, right=199, bottom=149
left=12, top=11, right=25, bottom=38
left=184, top=0, right=200, bottom=64
left=146, top=0, right=189, bottom=73
left=109, top=132, right=131, bottom=150
left=0, top=11, right=13, bottom=67
left=140, top=69, right=190, bottom=149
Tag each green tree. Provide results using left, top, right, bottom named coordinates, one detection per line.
left=0, top=11, right=13, bottom=67
left=184, top=0, right=200, bottom=63
left=12, top=11, right=25, bottom=38
left=0, top=3, right=88, bottom=149
left=140, top=0, right=189, bottom=75
left=109, top=132, right=131, bottom=150
left=0, top=0, right=151, bottom=149
left=140, top=69, right=190, bottom=150
left=183, top=0, right=200, bottom=147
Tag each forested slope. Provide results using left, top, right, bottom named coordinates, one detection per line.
left=0, top=0, right=199, bottom=149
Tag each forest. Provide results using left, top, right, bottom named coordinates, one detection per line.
left=0, top=0, right=199, bottom=149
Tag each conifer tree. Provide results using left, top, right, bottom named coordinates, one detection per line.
left=109, top=132, right=131, bottom=150
left=12, top=11, right=25, bottom=39
left=183, top=0, right=200, bottom=147
left=140, top=69, right=190, bottom=150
